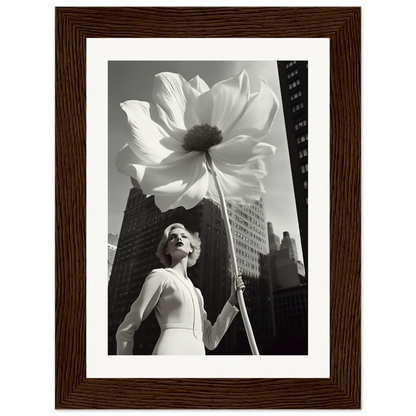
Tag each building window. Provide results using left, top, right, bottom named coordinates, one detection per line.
left=303, top=181, right=308, bottom=189
left=301, top=163, right=308, bottom=174
left=288, top=79, right=301, bottom=90
left=296, top=134, right=308, bottom=144
left=287, top=69, right=299, bottom=79
left=292, top=102, right=304, bottom=113
left=295, top=120, right=307, bottom=130
left=299, top=149, right=308, bottom=159
left=290, top=90, right=302, bottom=101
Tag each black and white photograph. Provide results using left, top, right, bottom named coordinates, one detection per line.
left=107, top=60, right=309, bottom=356
left=51, top=3, right=367, bottom=414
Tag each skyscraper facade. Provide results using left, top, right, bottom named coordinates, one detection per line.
left=267, top=222, right=281, bottom=253
left=263, top=222, right=308, bottom=354
left=272, top=284, right=308, bottom=355
left=280, top=231, right=298, bottom=262
left=227, top=200, right=269, bottom=277
left=277, top=61, right=308, bottom=278
left=226, top=200, right=275, bottom=354
left=108, top=233, right=118, bottom=282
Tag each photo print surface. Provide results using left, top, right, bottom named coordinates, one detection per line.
left=107, top=61, right=308, bottom=356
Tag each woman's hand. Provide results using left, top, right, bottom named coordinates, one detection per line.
left=228, top=273, right=245, bottom=306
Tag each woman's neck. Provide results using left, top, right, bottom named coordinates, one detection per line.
left=169, top=258, right=188, bottom=278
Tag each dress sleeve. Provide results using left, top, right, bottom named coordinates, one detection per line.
left=197, top=290, right=239, bottom=351
left=116, top=269, right=166, bottom=355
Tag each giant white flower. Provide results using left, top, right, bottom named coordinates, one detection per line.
left=116, top=70, right=279, bottom=212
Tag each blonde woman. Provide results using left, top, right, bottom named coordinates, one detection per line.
left=116, top=222, right=245, bottom=355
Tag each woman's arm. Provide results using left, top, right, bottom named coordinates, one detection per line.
left=197, top=274, right=245, bottom=350
left=200, top=300, right=239, bottom=351
left=116, top=269, right=166, bottom=355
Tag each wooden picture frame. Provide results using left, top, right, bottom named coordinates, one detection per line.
left=55, top=7, right=360, bottom=409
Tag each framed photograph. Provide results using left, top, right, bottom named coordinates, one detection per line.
left=56, top=7, right=360, bottom=409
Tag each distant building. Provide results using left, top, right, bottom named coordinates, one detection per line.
left=297, top=261, right=306, bottom=280
left=263, top=223, right=308, bottom=354
left=270, top=247, right=301, bottom=290
left=267, top=222, right=281, bottom=253
left=226, top=200, right=275, bottom=354
left=108, top=233, right=118, bottom=282
left=266, top=228, right=304, bottom=290
left=280, top=231, right=298, bottom=262
left=272, top=285, right=308, bottom=355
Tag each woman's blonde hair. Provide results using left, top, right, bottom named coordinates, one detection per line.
left=156, top=223, right=201, bottom=268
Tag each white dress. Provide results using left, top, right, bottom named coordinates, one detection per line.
left=116, top=268, right=239, bottom=355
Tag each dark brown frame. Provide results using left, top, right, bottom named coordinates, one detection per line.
left=55, top=7, right=360, bottom=409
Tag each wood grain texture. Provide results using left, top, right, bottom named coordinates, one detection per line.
left=55, top=7, right=361, bottom=409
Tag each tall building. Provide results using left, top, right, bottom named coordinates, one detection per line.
left=280, top=231, right=298, bottom=262
left=108, top=233, right=118, bottom=282
left=266, top=227, right=304, bottom=290
left=225, top=200, right=275, bottom=354
left=267, top=222, right=281, bottom=253
left=227, top=200, right=269, bottom=278
left=263, top=222, right=308, bottom=354
left=108, top=187, right=275, bottom=355
left=272, top=285, right=308, bottom=355
left=277, top=61, right=308, bottom=279
left=270, top=247, right=302, bottom=290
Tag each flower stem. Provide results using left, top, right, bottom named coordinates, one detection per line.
left=206, top=153, right=260, bottom=356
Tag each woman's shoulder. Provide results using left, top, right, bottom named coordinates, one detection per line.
left=144, top=268, right=172, bottom=282
left=149, top=268, right=167, bottom=274
left=147, top=268, right=171, bottom=275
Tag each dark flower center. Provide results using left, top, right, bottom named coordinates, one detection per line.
left=182, top=124, right=223, bottom=152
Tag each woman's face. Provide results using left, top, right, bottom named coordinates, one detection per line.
left=166, top=228, right=192, bottom=259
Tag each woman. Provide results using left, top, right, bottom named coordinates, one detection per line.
left=116, top=223, right=245, bottom=355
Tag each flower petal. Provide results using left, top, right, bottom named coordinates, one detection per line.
left=174, top=171, right=209, bottom=209
left=115, top=143, right=145, bottom=180
left=209, top=136, right=276, bottom=166
left=183, top=89, right=214, bottom=129
left=206, top=162, right=265, bottom=206
left=185, top=70, right=250, bottom=135
left=189, top=75, right=210, bottom=94
left=120, top=100, right=175, bottom=165
left=210, top=70, right=250, bottom=133
left=246, top=159, right=268, bottom=179
left=140, top=153, right=209, bottom=212
left=223, top=78, right=279, bottom=141
left=152, top=72, right=200, bottom=133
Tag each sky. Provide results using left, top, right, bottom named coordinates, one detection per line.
left=108, top=61, right=304, bottom=263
